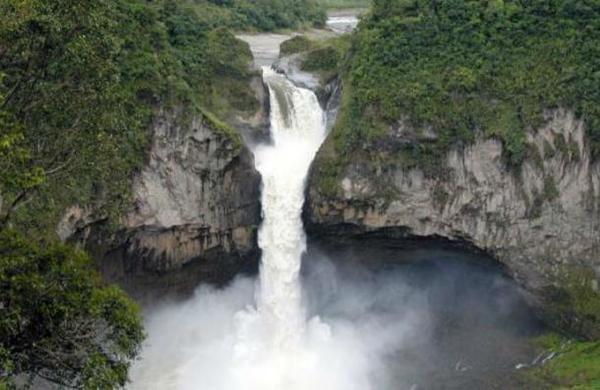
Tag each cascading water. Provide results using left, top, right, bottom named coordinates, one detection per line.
left=228, top=66, right=333, bottom=388
left=130, top=66, right=373, bottom=390
left=128, top=60, right=538, bottom=390
left=255, top=66, right=327, bottom=343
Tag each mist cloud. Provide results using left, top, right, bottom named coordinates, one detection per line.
left=129, top=247, right=539, bottom=390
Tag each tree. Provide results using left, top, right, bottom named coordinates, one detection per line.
left=0, top=77, right=44, bottom=229
left=0, top=229, right=145, bottom=388
left=0, top=0, right=151, bottom=233
left=1, top=3, right=147, bottom=387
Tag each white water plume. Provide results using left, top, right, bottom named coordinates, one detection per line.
left=227, top=66, right=336, bottom=389
left=250, top=66, right=327, bottom=348
left=129, top=67, right=387, bottom=390
left=128, top=66, right=538, bottom=390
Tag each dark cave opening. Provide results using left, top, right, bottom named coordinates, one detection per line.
left=302, top=235, right=544, bottom=389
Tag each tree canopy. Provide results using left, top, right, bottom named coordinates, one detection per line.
left=0, top=229, right=145, bottom=388
left=315, top=0, right=600, bottom=193
left=0, top=0, right=154, bottom=234
left=0, top=0, right=274, bottom=236
left=0, top=0, right=306, bottom=386
left=162, top=0, right=326, bottom=31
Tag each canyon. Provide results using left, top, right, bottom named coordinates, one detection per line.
left=78, top=15, right=600, bottom=308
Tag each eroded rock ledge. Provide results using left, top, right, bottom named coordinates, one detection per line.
left=79, top=110, right=262, bottom=300
left=306, top=109, right=600, bottom=298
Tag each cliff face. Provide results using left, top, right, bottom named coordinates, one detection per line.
left=127, top=111, right=260, bottom=265
left=307, top=109, right=600, bottom=295
left=60, top=34, right=277, bottom=300
left=78, top=110, right=262, bottom=300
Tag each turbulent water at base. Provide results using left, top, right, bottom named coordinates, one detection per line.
left=231, top=67, right=332, bottom=388
left=129, top=67, right=371, bottom=390
left=128, top=62, right=539, bottom=390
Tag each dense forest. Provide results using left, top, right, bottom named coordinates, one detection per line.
left=315, top=0, right=600, bottom=194
left=0, top=0, right=326, bottom=238
left=178, top=0, right=326, bottom=30
left=0, top=0, right=324, bottom=387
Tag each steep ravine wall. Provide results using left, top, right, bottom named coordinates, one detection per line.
left=306, top=108, right=600, bottom=299
left=61, top=35, right=280, bottom=301
left=71, top=108, right=263, bottom=300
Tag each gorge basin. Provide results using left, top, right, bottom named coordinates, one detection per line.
left=129, top=240, right=540, bottom=389
left=303, top=240, right=541, bottom=389
left=129, top=20, right=540, bottom=390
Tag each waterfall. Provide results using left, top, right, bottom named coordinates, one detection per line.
left=128, top=62, right=540, bottom=390
left=230, top=66, right=331, bottom=389
left=129, top=66, right=375, bottom=390
left=256, top=66, right=327, bottom=345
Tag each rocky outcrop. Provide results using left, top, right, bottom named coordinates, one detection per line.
left=72, top=36, right=277, bottom=301
left=80, top=110, right=262, bottom=300
left=230, top=75, right=271, bottom=144
left=273, top=54, right=321, bottom=92
left=272, top=54, right=342, bottom=136
left=306, top=109, right=600, bottom=297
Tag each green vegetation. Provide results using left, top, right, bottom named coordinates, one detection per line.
left=0, top=229, right=144, bottom=388
left=279, top=34, right=351, bottom=84
left=0, top=0, right=325, bottom=385
left=522, top=335, right=600, bottom=389
left=0, top=0, right=263, bottom=236
left=280, top=36, right=315, bottom=56
left=543, top=266, right=600, bottom=341
left=553, top=133, right=582, bottom=163
left=315, top=0, right=600, bottom=195
left=520, top=266, right=600, bottom=389
left=318, top=0, right=371, bottom=10
left=302, top=47, right=341, bottom=73
left=543, top=176, right=560, bottom=202
left=180, top=0, right=326, bottom=31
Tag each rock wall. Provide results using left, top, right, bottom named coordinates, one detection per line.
left=230, top=75, right=271, bottom=144
left=306, top=109, right=600, bottom=297
left=80, top=110, right=262, bottom=300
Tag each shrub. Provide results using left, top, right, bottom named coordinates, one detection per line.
left=543, top=266, right=600, bottom=341
left=0, top=230, right=144, bottom=388
left=301, top=46, right=341, bottom=72
left=543, top=176, right=560, bottom=202
left=280, top=35, right=314, bottom=56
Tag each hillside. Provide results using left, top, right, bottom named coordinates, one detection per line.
left=305, top=1, right=600, bottom=387
left=0, top=0, right=325, bottom=238
left=314, top=0, right=600, bottom=190
left=0, top=0, right=323, bottom=386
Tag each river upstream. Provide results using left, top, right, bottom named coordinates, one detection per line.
left=129, top=13, right=540, bottom=390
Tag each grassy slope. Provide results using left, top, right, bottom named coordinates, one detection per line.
left=522, top=334, right=600, bottom=389
left=523, top=267, right=600, bottom=389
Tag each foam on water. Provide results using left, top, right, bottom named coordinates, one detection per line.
left=129, top=67, right=378, bottom=390
left=229, top=67, right=334, bottom=389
